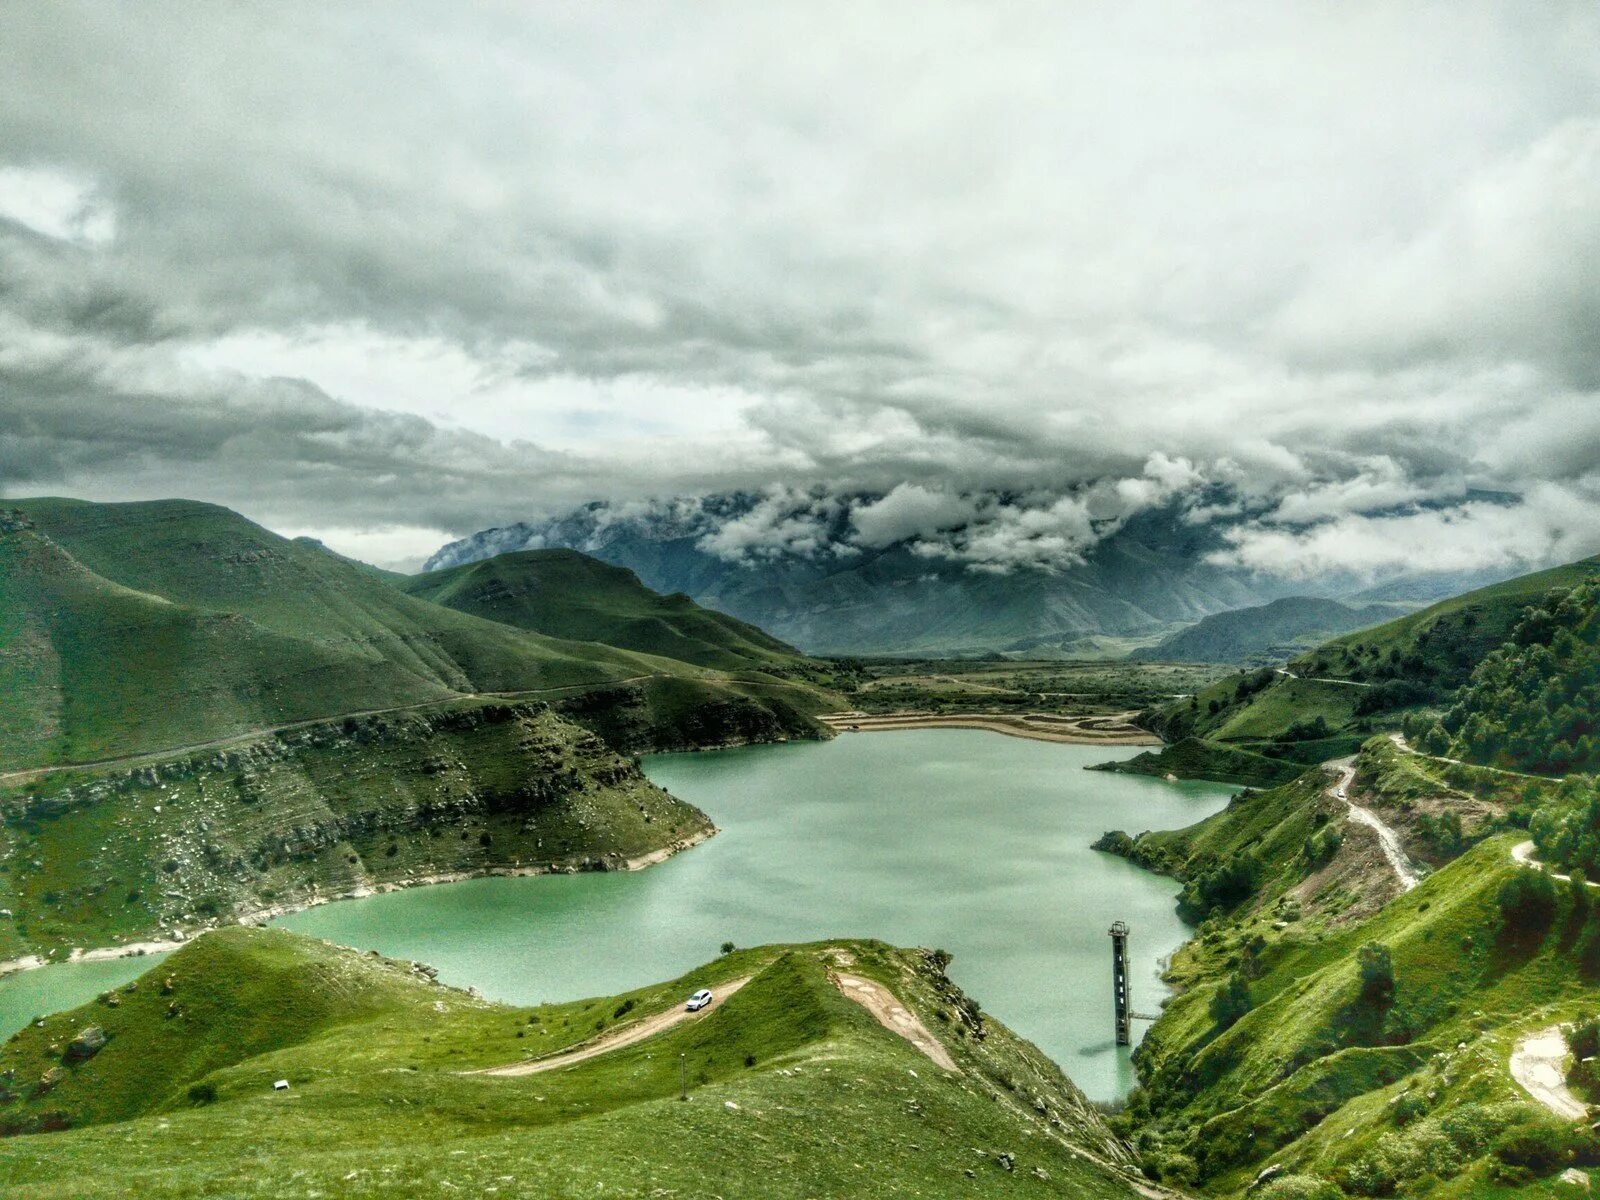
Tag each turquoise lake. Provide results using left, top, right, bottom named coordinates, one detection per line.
left=0, top=730, right=1231, bottom=1102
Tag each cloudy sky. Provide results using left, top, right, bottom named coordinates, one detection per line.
left=2, top=2, right=1598, bottom=572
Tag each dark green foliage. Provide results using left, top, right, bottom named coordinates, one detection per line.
left=1209, top=971, right=1253, bottom=1029
left=1279, top=716, right=1331, bottom=743
left=1356, top=942, right=1395, bottom=1010
left=1177, top=850, right=1260, bottom=921
left=1497, top=869, right=1557, bottom=936
left=1531, top=783, right=1600, bottom=879
left=1353, top=679, right=1432, bottom=717
left=1490, top=1115, right=1600, bottom=1181
left=1444, top=582, right=1600, bottom=774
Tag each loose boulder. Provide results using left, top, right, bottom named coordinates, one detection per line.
left=64, top=1026, right=107, bottom=1064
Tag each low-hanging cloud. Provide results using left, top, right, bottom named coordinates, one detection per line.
left=0, top=3, right=1597, bottom=573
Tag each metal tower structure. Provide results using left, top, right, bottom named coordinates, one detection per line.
left=1109, top=921, right=1132, bottom=1045
left=1109, top=921, right=1159, bottom=1047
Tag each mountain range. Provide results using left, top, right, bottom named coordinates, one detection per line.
left=424, top=492, right=1520, bottom=657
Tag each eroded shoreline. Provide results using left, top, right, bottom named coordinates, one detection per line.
left=0, top=826, right=715, bottom=980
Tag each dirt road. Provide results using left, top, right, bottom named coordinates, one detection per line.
left=474, top=976, right=751, bottom=1077
left=831, top=972, right=959, bottom=1072
left=1511, top=1027, right=1589, bottom=1120
left=1326, top=759, right=1422, bottom=891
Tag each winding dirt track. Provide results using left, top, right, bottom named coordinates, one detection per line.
left=1511, top=1027, right=1589, bottom=1120
left=831, top=972, right=959, bottom=1072
left=473, top=976, right=751, bottom=1077
left=1324, top=758, right=1422, bottom=891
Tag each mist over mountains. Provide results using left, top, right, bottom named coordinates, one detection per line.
left=424, top=489, right=1517, bottom=655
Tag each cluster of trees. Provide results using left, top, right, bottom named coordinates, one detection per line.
left=1178, top=849, right=1261, bottom=922
left=1530, top=784, right=1600, bottom=880
left=1497, top=864, right=1600, bottom=973
left=1418, top=585, right=1600, bottom=775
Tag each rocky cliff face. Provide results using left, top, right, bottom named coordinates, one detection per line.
left=0, top=700, right=712, bottom=958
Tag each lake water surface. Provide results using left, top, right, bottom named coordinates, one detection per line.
left=0, top=731, right=1230, bottom=1102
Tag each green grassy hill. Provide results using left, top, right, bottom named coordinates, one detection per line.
left=0, top=928, right=1146, bottom=1198
left=1426, top=581, right=1600, bottom=777
left=404, top=549, right=804, bottom=671
left=1296, top=555, right=1600, bottom=690
left=0, top=499, right=837, bottom=771
left=0, top=698, right=711, bottom=959
left=1096, top=733, right=1599, bottom=1197
left=1144, top=554, right=1600, bottom=763
left=1089, top=737, right=1308, bottom=789
left=1131, top=597, right=1405, bottom=666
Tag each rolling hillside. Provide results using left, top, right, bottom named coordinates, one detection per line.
left=0, top=928, right=1145, bottom=1198
left=0, top=499, right=835, bottom=772
left=1146, top=554, right=1600, bottom=761
left=1097, top=734, right=1600, bottom=1197
left=403, top=549, right=803, bottom=671
left=1131, top=596, right=1404, bottom=665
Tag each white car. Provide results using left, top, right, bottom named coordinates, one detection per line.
left=685, top=988, right=714, bottom=1012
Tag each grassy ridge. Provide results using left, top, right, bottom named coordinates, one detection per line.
left=3, top=497, right=843, bottom=773
left=1113, top=732, right=1600, bottom=1196
left=1297, top=555, right=1600, bottom=689
left=0, top=929, right=1143, bottom=1198
left=1144, top=555, right=1600, bottom=765
left=404, top=549, right=803, bottom=671
left=0, top=699, right=709, bottom=959
left=1090, top=737, right=1307, bottom=789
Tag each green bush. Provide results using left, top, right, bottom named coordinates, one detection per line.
left=1357, top=942, right=1395, bottom=1009
left=1498, top=869, right=1557, bottom=936
left=1260, top=1176, right=1345, bottom=1200
left=186, top=1081, right=217, bottom=1106
left=1210, top=970, right=1253, bottom=1030
left=1491, top=1117, right=1584, bottom=1178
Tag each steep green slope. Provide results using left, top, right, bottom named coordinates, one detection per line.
left=0, top=699, right=710, bottom=959
left=1131, top=597, right=1403, bottom=666
left=1297, top=555, right=1600, bottom=691
left=405, top=549, right=803, bottom=671
left=1145, top=555, right=1600, bottom=760
left=1101, top=734, right=1598, bottom=1197
left=0, top=499, right=837, bottom=771
left=1426, top=581, right=1600, bottom=776
left=0, top=929, right=1144, bottom=1198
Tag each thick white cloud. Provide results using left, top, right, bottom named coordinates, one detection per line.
left=1211, top=482, right=1600, bottom=581
left=850, top=484, right=982, bottom=549
left=0, top=3, right=1596, bottom=578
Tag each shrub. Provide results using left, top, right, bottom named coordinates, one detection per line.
left=1357, top=942, right=1395, bottom=1009
left=1259, top=1176, right=1344, bottom=1200
left=720, top=941, right=735, bottom=955
left=187, top=1081, right=218, bottom=1106
left=1491, top=1117, right=1583, bottom=1178
left=1210, top=971, right=1253, bottom=1030
left=1498, top=869, right=1557, bottom=935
